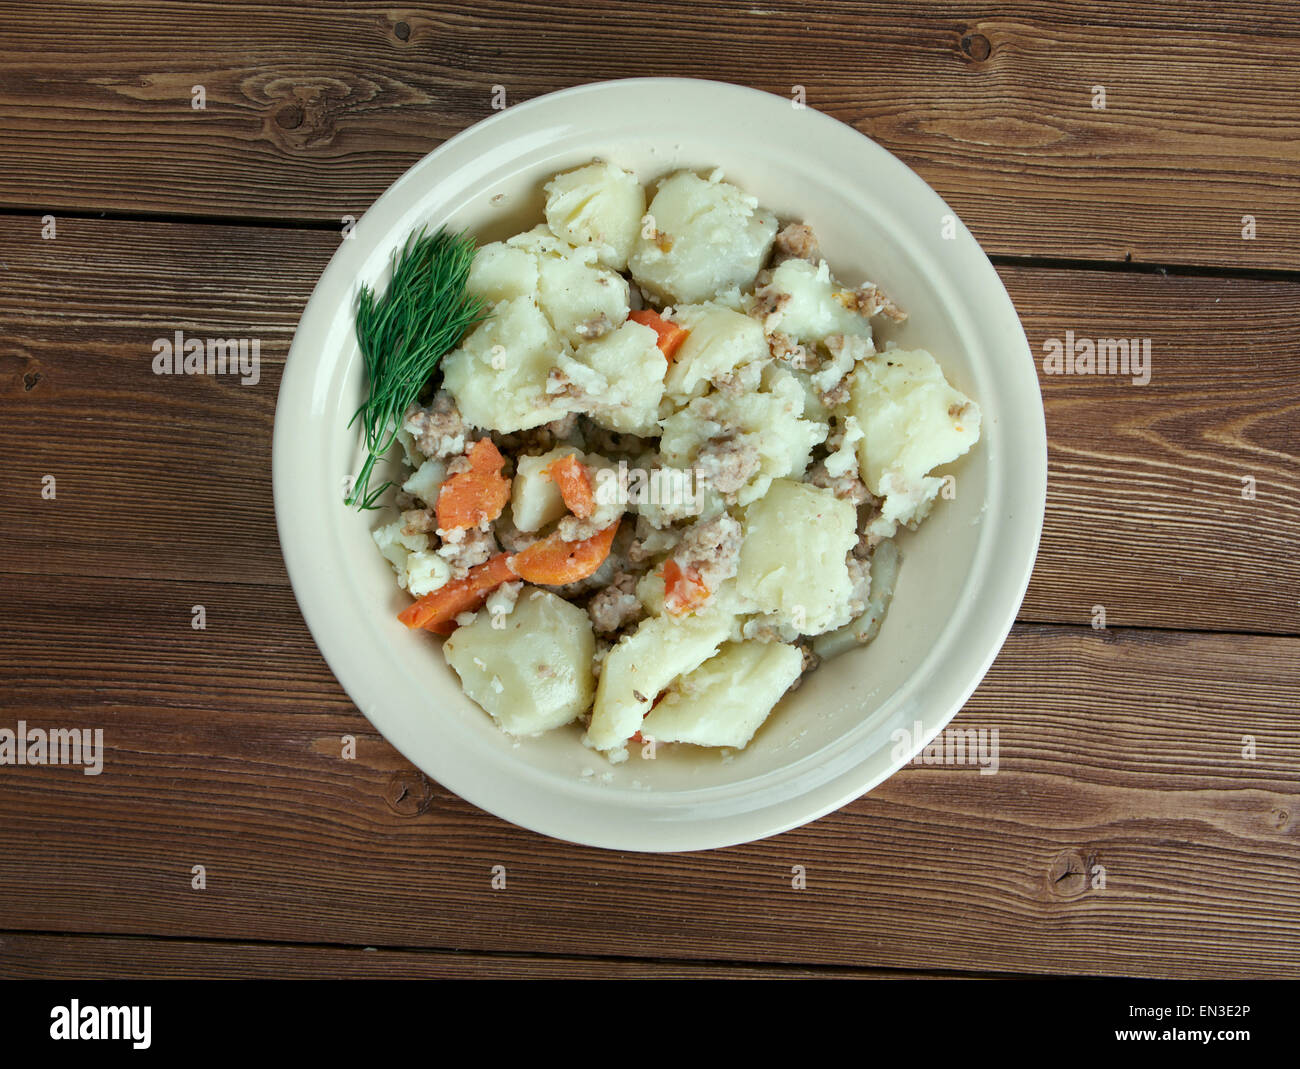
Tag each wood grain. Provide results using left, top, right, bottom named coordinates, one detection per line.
left=1, top=219, right=1296, bottom=631
left=0, top=573, right=1296, bottom=979
left=0, top=933, right=975, bottom=979
left=0, top=2, right=1297, bottom=269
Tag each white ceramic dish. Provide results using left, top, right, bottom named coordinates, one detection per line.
left=272, top=78, right=1046, bottom=852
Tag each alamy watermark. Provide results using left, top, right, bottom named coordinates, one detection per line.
left=892, top=719, right=999, bottom=774
left=50, top=1000, right=150, bottom=1049
left=1042, top=330, right=1151, bottom=386
left=592, top=460, right=705, bottom=510
left=151, top=330, right=261, bottom=385
left=0, top=721, right=103, bottom=775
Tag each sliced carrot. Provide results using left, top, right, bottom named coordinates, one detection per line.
left=663, top=559, right=710, bottom=616
left=510, top=520, right=619, bottom=586
left=628, top=309, right=689, bottom=362
left=435, top=438, right=510, bottom=531
left=545, top=453, right=595, bottom=519
left=398, top=552, right=517, bottom=633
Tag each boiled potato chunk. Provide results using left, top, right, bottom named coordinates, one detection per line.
left=467, top=241, right=539, bottom=305
left=544, top=161, right=646, bottom=271
left=640, top=640, right=803, bottom=749
left=736, top=479, right=858, bottom=634
left=373, top=521, right=429, bottom=592
left=629, top=171, right=777, bottom=304
left=400, top=457, right=447, bottom=506
left=507, top=225, right=629, bottom=347
left=664, top=304, right=768, bottom=402
left=846, top=349, right=981, bottom=537
left=750, top=258, right=873, bottom=344
left=556, top=319, right=667, bottom=435
left=444, top=588, right=595, bottom=735
left=584, top=605, right=736, bottom=754
left=440, top=297, right=571, bottom=433
left=511, top=446, right=580, bottom=533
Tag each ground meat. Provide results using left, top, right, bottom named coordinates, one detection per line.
left=786, top=638, right=823, bottom=692
left=494, top=512, right=539, bottom=555
left=627, top=514, right=682, bottom=564
left=557, top=514, right=599, bottom=543
left=444, top=452, right=473, bottom=477
left=586, top=572, right=645, bottom=634
left=712, top=360, right=765, bottom=396
left=773, top=222, right=822, bottom=264
left=813, top=333, right=873, bottom=406
left=695, top=433, right=763, bottom=499
left=573, top=312, right=613, bottom=340
left=750, top=283, right=791, bottom=325
left=491, top=413, right=584, bottom=456
left=404, top=390, right=469, bottom=459
left=847, top=283, right=907, bottom=322
left=767, top=331, right=813, bottom=369
left=579, top=420, right=653, bottom=458
left=400, top=508, right=439, bottom=536
left=806, top=460, right=872, bottom=506
left=435, top=524, right=496, bottom=580
left=667, top=513, right=743, bottom=608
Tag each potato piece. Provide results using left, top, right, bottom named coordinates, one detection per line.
left=440, top=296, right=571, bottom=433
left=664, top=304, right=768, bottom=402
left=846, top=349, right=981, bottom=538
left=736, top=479, right=858, bottom=635
left=584, top=604, right=736, bottom=755
left=444, top=587, right=595, bottom=736
left=640, top=640, right=803, bottom=749
left=507, top=225, right=629, bottom=347
left=629, top=171, right=777, bottom=304
left=510, top=446, right=580, bottom=533
left=750, top=258, right=873, bottom=344
left=544, top=161, right=646, bottom=271
left=556, top=319, right=667, bottom=435
left=636, top=568, right=666, bottom=616
left=372, top=521, right=430, bottom=592
left=467, top=241, right=539, bottom=305
left=405, top=549, right=452, bottom=598
left=400, top=457, right=447, bottom=506
left=659, top=366, right=826, bottom=505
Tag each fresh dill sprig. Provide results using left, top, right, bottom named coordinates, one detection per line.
left=346, top=227, right=489, bottom=510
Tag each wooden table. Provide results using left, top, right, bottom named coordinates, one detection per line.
left=1, top=1, right=1297, bottom=980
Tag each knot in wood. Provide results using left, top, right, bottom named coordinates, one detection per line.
left=961, top=32, right=992, bottom=62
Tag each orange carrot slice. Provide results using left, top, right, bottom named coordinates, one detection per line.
left=663, top=559, right=710, bottom=616
left=510, top=520, right=619, bottom=586
left=435, top=438, right=510, bottom=531
left=628, top=310, right=689, bottom=361
left=398, top=552, right=517, bottom=633
left=545, top=453, right=595, bottom=519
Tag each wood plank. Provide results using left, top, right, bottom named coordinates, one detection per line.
left=0, top=933, right=970, bottom=979
left=1, top=219, right=1296, bottom=630
left=0, top=2, right=1298, bottom=269
left=0, top=573, right=1297, bottom=979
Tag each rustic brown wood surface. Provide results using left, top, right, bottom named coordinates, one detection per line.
left=0, top=1, right=1297, bottom=981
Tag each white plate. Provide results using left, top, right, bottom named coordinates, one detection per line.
left=273, top=78, right=1046, bottom=852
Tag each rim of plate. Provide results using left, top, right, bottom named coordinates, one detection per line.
left=272, top=78, right=1047, bottom=852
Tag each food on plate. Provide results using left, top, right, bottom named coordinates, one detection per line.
left=354, top=162, right=982, bottom=763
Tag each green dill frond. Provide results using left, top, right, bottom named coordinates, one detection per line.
left=346, top=227, right=489, bottom=509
